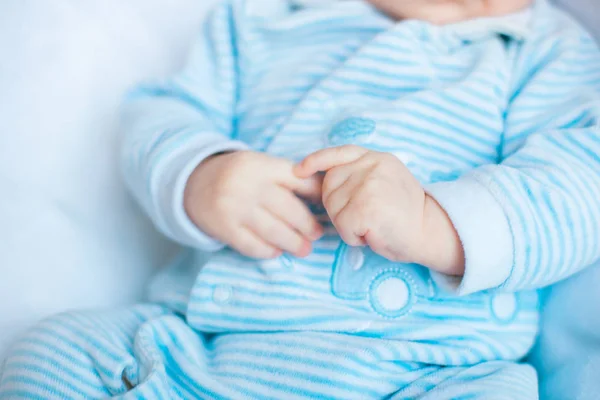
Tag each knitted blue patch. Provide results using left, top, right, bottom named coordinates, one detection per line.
left=328, top=117, right=376, bottom=145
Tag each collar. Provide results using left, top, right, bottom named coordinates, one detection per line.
left=444, top=7, right=534, bottom=42
left=290, top=0, right=339, bottom=6
left=290, top=0, right=541, bottom=42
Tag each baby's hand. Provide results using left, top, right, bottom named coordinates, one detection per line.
left=185, top=151, right=324, bottom=259
left=295, top=145, right=464, bottom=276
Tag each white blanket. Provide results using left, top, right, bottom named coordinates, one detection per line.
left=0, top=0, right=215, bottom=359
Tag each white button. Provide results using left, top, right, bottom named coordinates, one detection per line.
left=374, top=277, right=410, bottom=312
left=346, top=247, right=365, bottom=271
left=212, top=285, right=233, bottom=305
left=490, top=293, right=518, bottom=323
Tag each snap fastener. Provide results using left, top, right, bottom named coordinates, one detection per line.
left=212, top=285, right=233, bottom=305
left=328, top=117, right=376, bottom=146
left=369, top=272, right=413, bottom=318
left=490, top=293, right=518, bottom=324
left=345, top=246, right=365, bottom=271
left=374, top=278, right=409, bottom=311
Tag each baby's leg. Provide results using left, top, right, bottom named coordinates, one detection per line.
left=0, top=305, right=174, bottom=399
left=393, top=361, right=538, bottom=400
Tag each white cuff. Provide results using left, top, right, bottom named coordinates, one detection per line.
left=424, top=176, right=514, bottom=295
left=155, top=136, right=248, bottom=251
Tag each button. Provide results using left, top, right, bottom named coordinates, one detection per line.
left=369, top=273, right=413, bottom=318
left=345, top=246, right=365, bottom=271
left=328, top=117, right=376, bottom=146
left=212, top=285, right=233, bottom=305
left=375, top=278, right=410, bottom=311
left=490, top=293, right=518, bottom=324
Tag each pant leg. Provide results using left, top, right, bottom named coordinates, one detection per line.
left=0, top=304, right=173, bottom=400
left=393, top=361, right=538, bottom=400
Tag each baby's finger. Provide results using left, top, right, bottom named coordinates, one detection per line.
left=323, top=173, right=363, bottom=221
left=322, top=164, right=354, bottom=202
left=332, top=203, right=367, bottom=247
left=288, top=173, right=323, bottom=202
left=264, top=187, right=323, bottom=241
left=250, top=208, right=312, bottom=258
left=230, top=228, right=282, bottom=259
left=269, top=157, right=323, bottom=201
left=294, top=145, right=369, bottom=178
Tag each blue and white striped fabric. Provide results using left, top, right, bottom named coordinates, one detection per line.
left=2, top=0, right=600, bottom=398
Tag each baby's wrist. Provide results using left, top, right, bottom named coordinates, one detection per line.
left=416, top=195, right=465, bottom=276
left=184, top=152, right=236, bottom=224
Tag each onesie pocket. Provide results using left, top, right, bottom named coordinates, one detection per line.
left=91, top=323, right=172, bottom=399
left=331, top=242, right=431, bottom=318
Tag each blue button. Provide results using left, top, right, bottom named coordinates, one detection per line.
left=328, top=117, right=376, bottom=145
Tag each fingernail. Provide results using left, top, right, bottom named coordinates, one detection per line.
left=297, top=242, right=312, bottom=258
left=310, top=226, right=324, bottom=241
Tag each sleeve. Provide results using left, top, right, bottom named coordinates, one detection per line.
left=426, top=28, right=600, bottom=295
left=120, top=1, right=248, bottom=251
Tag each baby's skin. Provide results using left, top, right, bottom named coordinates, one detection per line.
left=368, top=0, right=532, bottom=24
left=185, top=146, right=465, bottom=276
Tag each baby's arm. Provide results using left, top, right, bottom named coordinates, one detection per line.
left=120, top=3, right=247, bottom=251
left=121, top=2, right=322, bottom=258
left=297, top=24, right=600, bottom=296
left=426, top=27, right=600, bottom=295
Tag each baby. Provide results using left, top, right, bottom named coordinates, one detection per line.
left=2, top=0, right=600, bottom=398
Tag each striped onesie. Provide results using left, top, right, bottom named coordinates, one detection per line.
left=2, top=0, right=600, bottom=398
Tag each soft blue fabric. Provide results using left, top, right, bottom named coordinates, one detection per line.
left=0, top=306, right=538, bottom=399
left=528, top=3, right=600, bottom=399
left=530, top=265, right=600, bottom=400
left=1, top=0, right=600, bottom=398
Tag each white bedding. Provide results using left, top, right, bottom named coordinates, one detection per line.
left=0, top=0, right=215, bottom=359
left=1, top=1, right=599, bottom=398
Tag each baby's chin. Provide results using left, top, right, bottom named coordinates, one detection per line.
left=366, top=0, right=533, bottom=25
